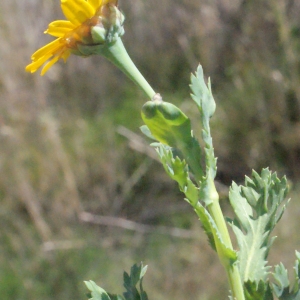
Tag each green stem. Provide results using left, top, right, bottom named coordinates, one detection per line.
left=227, top=264, right=246, bottom=300
left=207, top=182, right=245, bottom=300
left=192, top=166, right=244, bottom=299
left=101, top=38, right=156, bottom=100
left=209, top=196, right=245, bottom=300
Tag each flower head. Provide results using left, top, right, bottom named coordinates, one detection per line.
left=26, top=0, right=124, bottom=75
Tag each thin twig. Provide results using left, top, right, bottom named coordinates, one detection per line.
left=80, top=211, right=198, bottom=239
left=42, top=240, right=85, bottom=252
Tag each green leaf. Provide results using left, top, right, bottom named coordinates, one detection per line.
left=84, top=281, right=112, bottom=300
left=194, top=202, right=217, bottom=250
left=194, top=202, right=237, bottom=261
left=84, top=264, right=148, bottom=300
left=156, top=144, right=199, bottom=207
left=189, top=64, right=217, bottom=183
left=155, top=143, right=230, bottom=255
left=108, top=295, right=124, bottom=300
left=123, top=263, right=148, bottom=300
left=244, top=281, right=273, bottom=300
left=141, top=100, right=204, bottom=180
left=190, top=64, right=216, bottom=122
left=293, top=251, right=300, bottom=294
left=228, top=169, right=289, bottom=292
left=272, top=263, right=290, bottom=297
left=141, top=100, right=192, bottom=147
left=272, top=252, right=300, bottom=299
left=139, top=125, right=156, bottom=140
left=155, top=143, right=228, bottom=255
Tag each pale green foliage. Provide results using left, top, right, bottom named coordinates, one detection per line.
left=141, top=101, right=192, bottom=148
left=229, top=169, right=288, bottom=283
left=155, top=144, right=236, bottom=263
left=123, top=263, right=148, bottom=300
left=85, top=281, right=112, bottom=300
left=141, top=65, right=238, bottom=286
left=155, top=145, right=198, bottom=207
left=190, top=65, right=216, bottom=121
left=141, top=99, right=203, bottom=180
left=228, top=169, right=290, bottom=299
left=141, top=64, right=218, bottom=197
left=85, top=263, right=148, bottom=300
left=138, top=65, right=298, bottom=299
left=194, top=202, right=237, bottom=263
left=190, top=65, right=218, bottom=204
left=272, top=252, right=300, bottom=299
left=85, top=63, right=299, bottom=299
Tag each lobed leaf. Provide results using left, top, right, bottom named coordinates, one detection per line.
left=194, top=202, right=237, bottom=262
left=85, top=281, right=112, bottom=300
left=190, top=64, right=216, bottom=123
left=84, top=264, right=148, bottom=300
left=244, top=280, right=273, bottom=300
left=156, top=144, right=199, bottom=207
left=123, top=263, right=149, bottom=300
left=272, top=252, right=300, bottom=299
left=229, top=168, right=289, bottom=296
left=190, top=65, right=217, bottom=183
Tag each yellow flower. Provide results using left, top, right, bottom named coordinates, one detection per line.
left=26, top=0, right=120, bottom=76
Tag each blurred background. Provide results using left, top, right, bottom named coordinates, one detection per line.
left=1, top=0, right=300, bottom=299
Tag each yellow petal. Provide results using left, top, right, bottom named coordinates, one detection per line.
left=31, top=39, right=63, bottom=60
left=45, top=20, right=75, bottom=37
left=26, top=53, right=53, bottom=73
left=88, top=0, right=101, bottom=11
left=41, top=54, right=62, bottom=75
left=61, top=51, right=71, bottom=62
left=103, top=0, right=118, bottom=6
left=61, top=0, right=95, bottom=26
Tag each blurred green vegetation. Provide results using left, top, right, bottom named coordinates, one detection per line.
left=1, top=0, right=300, bottom=299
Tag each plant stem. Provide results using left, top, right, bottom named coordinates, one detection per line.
left=191, top=164, right=244, bottom=299
left=101, top=38, right=156, bottom=100
left=207, top=182, right=245, bottom=300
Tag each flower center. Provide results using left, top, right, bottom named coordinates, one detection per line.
left=63, top=14, right=103, bottom=49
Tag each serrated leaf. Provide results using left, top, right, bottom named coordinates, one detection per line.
left=183, top=177, right=200, bottom=207
left=123, top=263, right=149, bottom=300
left=194, top=202, right=217, bottom=250
left=293, top=251, right=300, bottom=293
left=229, top=169, right=289, bottom=292
left=229, top=182, right=253, bottom=233
left=84, top=281, right=111, bottom=300
left=108, top=294, right=124, bottom=300
left=190, top=64, right=216, bottom=121
left=198, top=172, right=217, bottom=206
left=189, top=65, right=217, bottom=183
left=84, top=264, right=148, bottom=300
left=241, top=186, right=260, bottom=207
left=156, top=144, right=199, bottom=207
left=244, top=280, right=273, bottom=300
left=272, top=252, right=300, bottom=299
left=272, top=263, right=290, bottom=297
left=194, top=202, right=237, bottom=262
